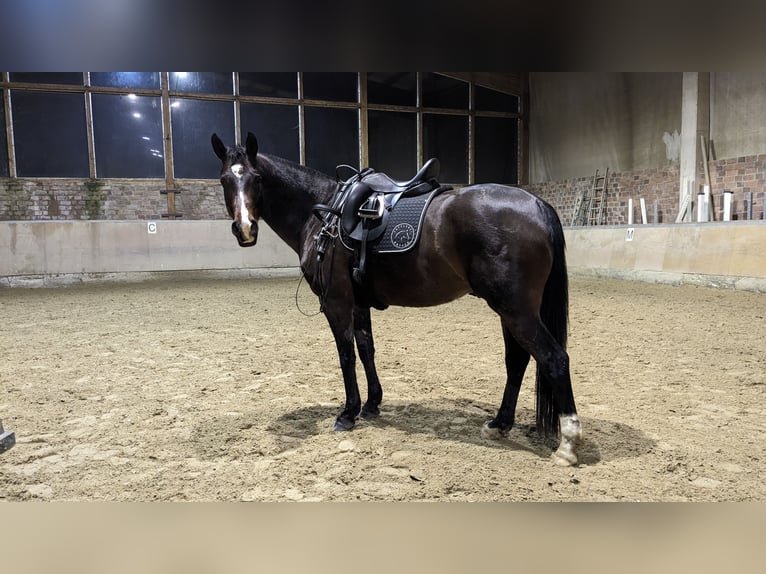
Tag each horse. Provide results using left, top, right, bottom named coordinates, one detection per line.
left=211, top=132, right=583, bottom=466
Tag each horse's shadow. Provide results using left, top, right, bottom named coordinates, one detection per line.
left=260, top=399, right=654, bottom=465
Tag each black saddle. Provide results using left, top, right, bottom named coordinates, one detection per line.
left=313, top=158, right=444, bottom=286
left=363, top=157, right=441, bottom=193
left=340, top=158, right=440, bottom=240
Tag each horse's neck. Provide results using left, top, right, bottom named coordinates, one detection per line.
left=256, top=155, right=336, bottom=254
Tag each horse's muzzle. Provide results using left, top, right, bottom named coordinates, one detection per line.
left=232, top=220, right=258, bottom=247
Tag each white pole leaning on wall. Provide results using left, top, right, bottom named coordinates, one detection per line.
left=697, top=191, right=708, bottom=222
left=628, top=198, right=634, bottom=225
left=723, top=190, right=733, bottom=221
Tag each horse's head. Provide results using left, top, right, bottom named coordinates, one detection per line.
left=211, top=132, right=262, bottom=247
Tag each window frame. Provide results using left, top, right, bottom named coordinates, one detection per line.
left=0, top=72, right=523, bottom=187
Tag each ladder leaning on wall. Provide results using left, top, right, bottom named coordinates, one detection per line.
left=570, top=168, right=609, bottom=226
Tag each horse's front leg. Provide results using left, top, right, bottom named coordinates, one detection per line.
left=324, top=304, right=362, bottom=431
left=353, top=305, right=382, bottom=420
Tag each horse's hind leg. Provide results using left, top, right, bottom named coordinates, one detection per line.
left=353, top=305, right=383, bottom=419
left=506, top=313, right=581, bottom=466
left=481, top=319, right=530, bottom=439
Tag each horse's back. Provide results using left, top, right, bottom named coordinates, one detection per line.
left=366, top=183, right=560, bottom=308
left=437, top=183, right=557, bottom=239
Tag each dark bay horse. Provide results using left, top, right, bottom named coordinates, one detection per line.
left=211, top=132, right=583, bottom=466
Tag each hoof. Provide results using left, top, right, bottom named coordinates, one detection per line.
left=552, top=414, right=582, bottom=466
left=359, top=406, right=380, bottom=420
left=481, top=422, right=509, bottom=440
left=551, top=449, right=578, bottom=467
left=333, top=417, right=356, bottom=432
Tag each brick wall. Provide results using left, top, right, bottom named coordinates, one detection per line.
left=706, top=155, right=766, bottom=222
left=2, top=155, right=765, bottom=223
left=528, top=165, right=681, bottom=226
left=528, top=154, right=766, bottom=226
left=0, top=179, right=228, bottom=221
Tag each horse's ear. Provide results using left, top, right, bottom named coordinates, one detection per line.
left=211, top=133, right=227, bottom=161
left=245, top=132, right=258, bottom=163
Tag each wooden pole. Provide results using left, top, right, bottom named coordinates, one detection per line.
left=700, top=134, right=715, bottom=220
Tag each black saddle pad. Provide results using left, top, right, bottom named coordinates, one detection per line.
left=340, top=186, right=444, bottom=254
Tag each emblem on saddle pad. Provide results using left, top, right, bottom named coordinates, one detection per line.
left=312, top=159, right=449, bottom=285
left=390, top=223, right=416, bottom=250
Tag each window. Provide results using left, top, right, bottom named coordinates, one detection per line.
left=423, top=113, right=468, bottom=183
left=0, top=72, right=522, bottom=189
left=0, top=94, right=8, bottom=177
left=475, top=85, right=519, bottom=113
left=11, top=91, right=89, bottom=177
left=303, top=73, right=357, bottom=102
left=91, top=72, right=160, bottom=90
left=9, top=73, right=82, bottom=85
left=475, top=117, right=518, bottom=184
left=368, top=110, right=416, bottom=179
left=171, top=98, right=235, bottom=179
left=240, top=103, right=300, bottom=164
left=422, top=73, right=468, bottom=109
left=239, top=73, right=298, bottom=99
left=92, top=94, right=164, bottom=178
left=367, top=73, right=417, bottom=107
left=304, top=107, right=358, bottom=177
left=169, top=72, right=233, bottom=95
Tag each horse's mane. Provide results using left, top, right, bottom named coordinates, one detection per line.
left=255, top=152, right=338, bottom=204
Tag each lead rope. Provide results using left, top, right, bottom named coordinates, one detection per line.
left=294, top=273, right=320, bottom=317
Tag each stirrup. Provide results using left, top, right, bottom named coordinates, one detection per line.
left=358, top=193, right=385, bottom=219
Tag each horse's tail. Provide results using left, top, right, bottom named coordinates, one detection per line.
left=536, top=201, right=569, bottom=438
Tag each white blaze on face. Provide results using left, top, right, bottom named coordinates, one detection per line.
left=231, top=163, right=255, bottom=241
left=231, top=163, right=244, bottom=178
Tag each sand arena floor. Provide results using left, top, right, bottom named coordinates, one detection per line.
left=1, top=275, right=764, bottom=501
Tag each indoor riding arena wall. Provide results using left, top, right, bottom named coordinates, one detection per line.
left=2, top=220, right=764, bottom=291
left=0, top=220, right=298, bottom=286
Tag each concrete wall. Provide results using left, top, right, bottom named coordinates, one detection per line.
left=530, top=72, right=766, bottom=184
left=3, top=220, right=765, bottom=293
left=564, top=223, right=766, bottom=292
left=711, top=73, right=766, bottom=159
left=0, top=220, right=299, bottom=287
left=529, top=73, right=683, bottom=182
